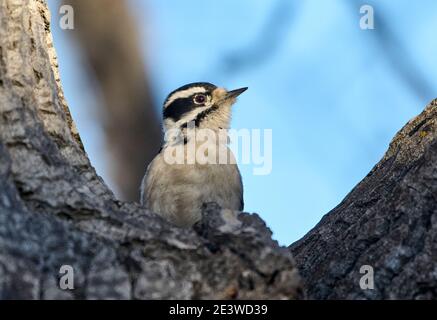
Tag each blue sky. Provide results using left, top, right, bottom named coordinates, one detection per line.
left=48, top=0, right=437, bottom=245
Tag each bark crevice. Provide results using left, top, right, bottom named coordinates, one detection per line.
left=290, top=102, right=436, bottom=299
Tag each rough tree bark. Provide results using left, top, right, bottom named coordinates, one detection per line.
left=0, top=0, right=301, bottom=299
left=290, top=100, right=436, bottom=299
left=1, top=0, right=435, bottom=300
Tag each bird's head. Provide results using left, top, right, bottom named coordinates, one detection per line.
left=162, top=82, right=247, bottom=131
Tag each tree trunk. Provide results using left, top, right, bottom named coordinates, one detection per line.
left=290, top=100, right=437, bottom=299
left=1, top=0, right=435, bottom=300
left=0, top=0, right=301, bottom=299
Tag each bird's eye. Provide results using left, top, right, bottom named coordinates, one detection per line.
left=193, top=94, right=207, bottom=105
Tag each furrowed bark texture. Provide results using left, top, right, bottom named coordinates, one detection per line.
left=290, top=100, right=437, bottom=299
left=0, top=0, right=302, bottom=299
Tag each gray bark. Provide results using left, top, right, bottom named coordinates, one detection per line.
left=0, top=0, right=301, bottom=299
left=1, top=0, right=435, bottom=301
left=290, top=100, right=437, bottom=299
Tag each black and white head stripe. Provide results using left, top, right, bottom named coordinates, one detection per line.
left=163, top=82, right=217, bottom=123
left=163, top=82, right=216, bottom=109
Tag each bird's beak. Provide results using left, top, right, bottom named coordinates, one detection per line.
left=225, top=87, right=248, bottom=99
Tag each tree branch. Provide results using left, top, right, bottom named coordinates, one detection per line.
left=290, top=99, right=437, bottom=299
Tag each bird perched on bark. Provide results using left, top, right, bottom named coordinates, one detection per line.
left=140, top=82, right=247, bottom=227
